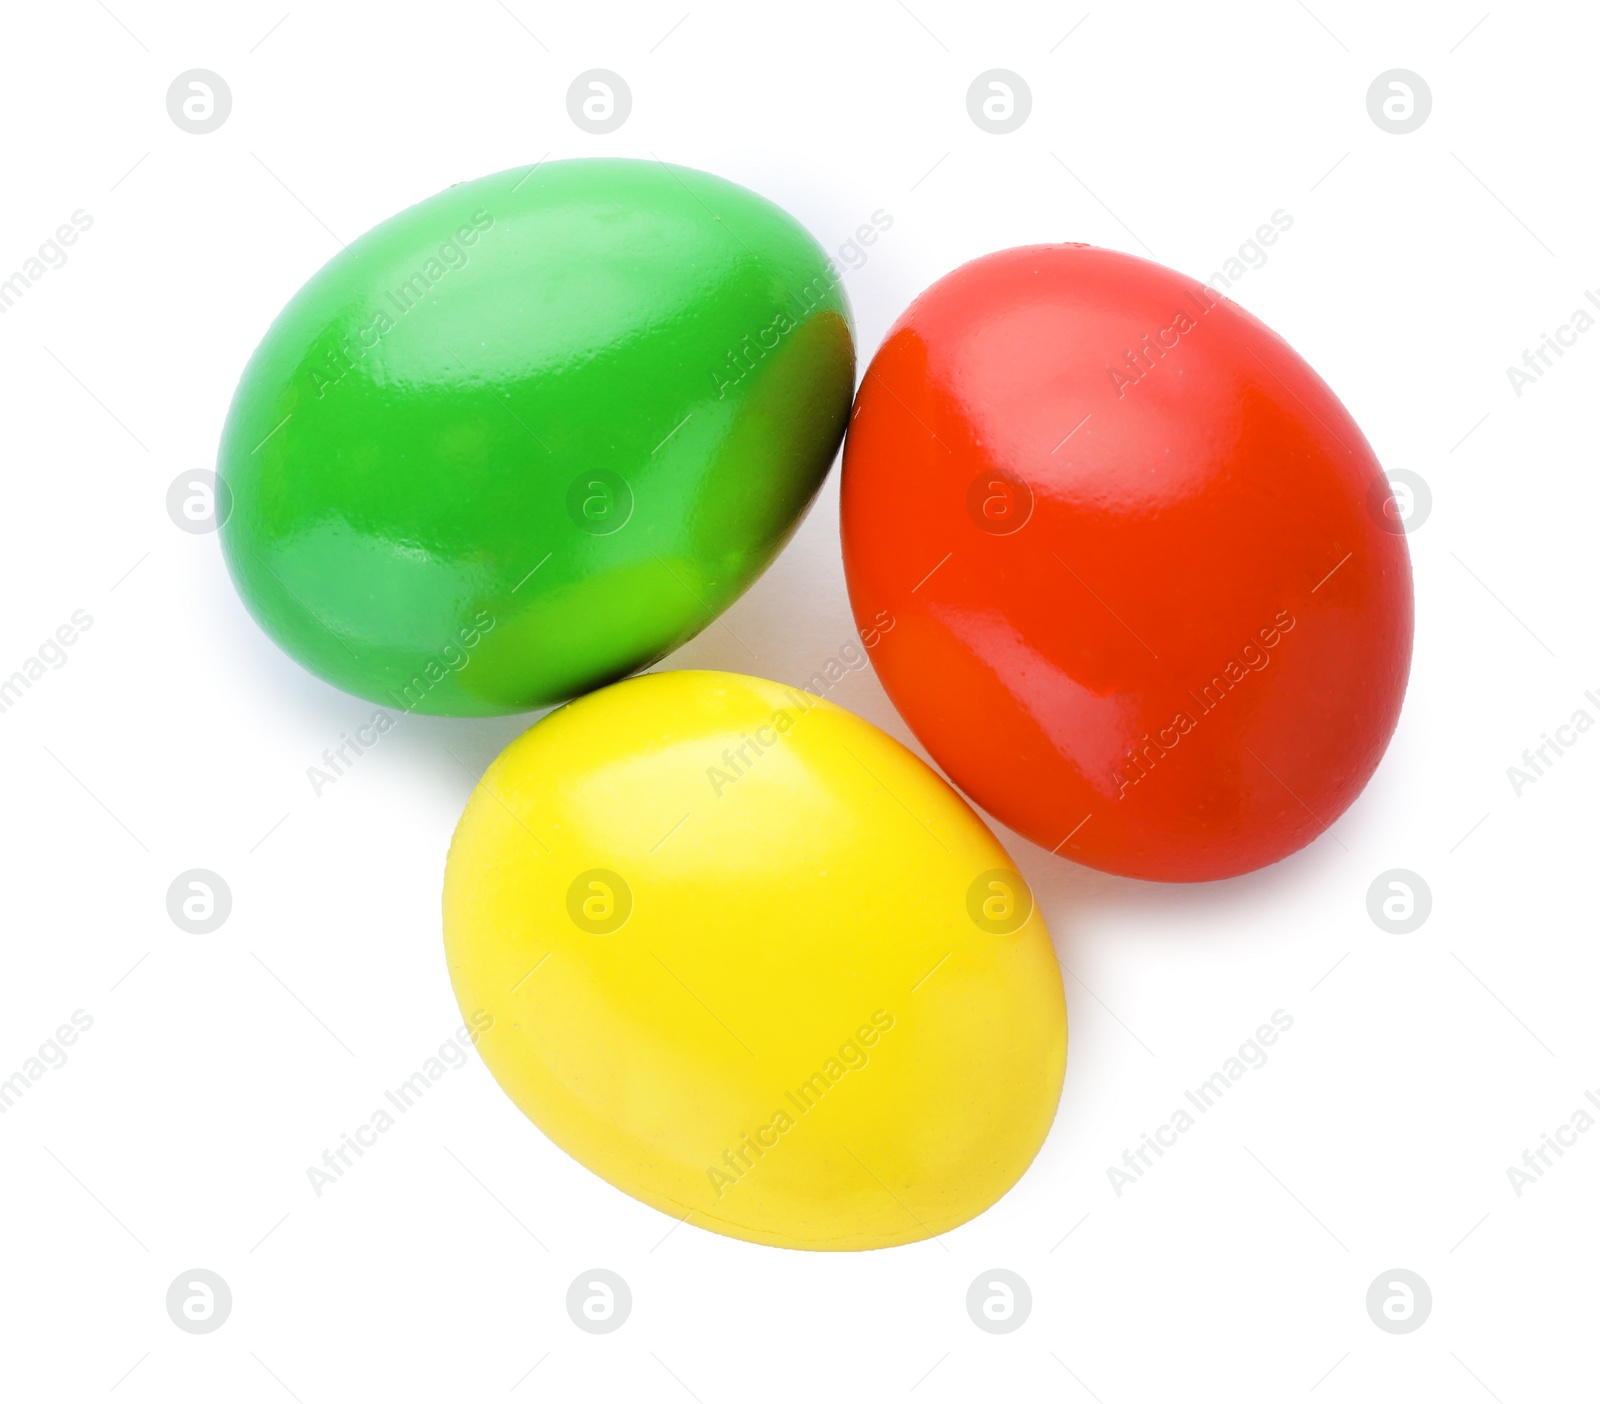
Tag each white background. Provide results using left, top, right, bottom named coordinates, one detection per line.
left=1, top=1, right=1595, bottom=1399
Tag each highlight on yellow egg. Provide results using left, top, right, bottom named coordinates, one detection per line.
left=442, top=670, right=1067, bottom=1251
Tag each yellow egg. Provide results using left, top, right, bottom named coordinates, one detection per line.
left=442, top=670, right=1066, bottom=1250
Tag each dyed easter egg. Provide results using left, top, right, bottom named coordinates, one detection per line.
left=443, top=670, right=1066, bottom=1250
left=219, top=159, right=854, bottom=715
left=842, top=245, right=1413, bottom=881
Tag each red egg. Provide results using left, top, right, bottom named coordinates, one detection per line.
left=841, top=245, right=1413, bottom=882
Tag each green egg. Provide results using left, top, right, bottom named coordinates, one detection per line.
left=218, top=158, right=855, bottom=715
